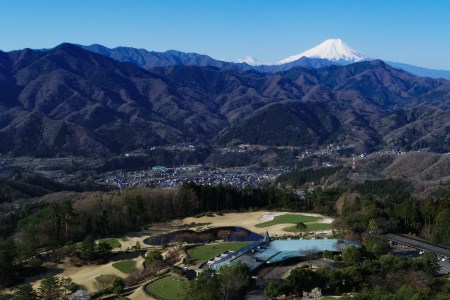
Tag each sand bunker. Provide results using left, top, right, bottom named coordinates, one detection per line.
left=30, top=255, right=145, bottom=293
left=172, top=211, right=333, bottom=236
left=128, top=286, right=154, bottom=299
left=259, top=212, right=285, bottom=221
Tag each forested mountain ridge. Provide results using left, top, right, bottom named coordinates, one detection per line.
left=0, top=44, right=450, bottom=156
left=80, top=43, right=335, bottom=72
left=81, top=43, right=450, bottom=79
left=0, top=172, right=111, bottom=205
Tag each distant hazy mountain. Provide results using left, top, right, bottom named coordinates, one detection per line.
left=78, top=44, right=246, bottom=69
left=385, top=61, right=450, bottom=80
left=276, top=39, right=450, bottom=80
left=252, top=57, right=335, bottom=72
left=81, top=41, right=450, bottom=80
left=1, top=43, right=450, bottom=157
left=80, top=44, right=334, bottom=73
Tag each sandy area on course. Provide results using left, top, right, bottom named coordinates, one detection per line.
left=128, top=286, right=155, bottom=300
left=260, top=212, right=333, bottom=224
left=171, top=211, right=334, bottom=236
left=31, top=255, right=145, bottom=293
left=115, top=236, right=151, bottom=251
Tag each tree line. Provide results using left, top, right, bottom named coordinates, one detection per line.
left=2, top=174, right=450, bottom=291
left=0, top=182, right=319, bottom=288
left=336, top=180, right=450, bottom=246
left=265, top=241, right=450, bottom=299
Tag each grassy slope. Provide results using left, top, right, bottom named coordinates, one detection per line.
left=95, top=274, right=119, bottom=283
left=112, top=260, right=137, bottom=274
left=97, top=238, right=121, bottom=248
left=145, top=275, right=188, bottom=300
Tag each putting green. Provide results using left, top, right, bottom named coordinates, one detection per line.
left=255, top=214, right=320, bottom=228
left=282, top=222, right=332, bottom=232
left=112, top=260, right=137, bottom=274
left=145, top=275, right=188, bottom=300
left=95, top=274, right=119, bottom=284
left=186, top=242, right=250, bottom=265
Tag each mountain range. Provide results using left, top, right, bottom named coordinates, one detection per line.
left=0, top=42, right=450, bottom=157
left=78, top=44, right=335, bottom=74
left=81, top=39, right=450, bottom=80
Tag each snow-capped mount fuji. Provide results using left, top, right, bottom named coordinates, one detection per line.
left=277, top=38, right=370, bottom=64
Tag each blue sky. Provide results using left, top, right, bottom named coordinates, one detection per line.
left=1, top=0, right=449, bottom=69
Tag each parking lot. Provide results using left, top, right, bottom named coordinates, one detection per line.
left=390, top=242, right=450, bottom=275
left=438, top=260, right=450, bottom=275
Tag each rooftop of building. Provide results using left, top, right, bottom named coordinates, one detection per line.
left=207, top=233, right=359, bottom=272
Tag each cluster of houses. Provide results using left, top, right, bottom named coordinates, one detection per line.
left=104, top=166, right=286, bottom=189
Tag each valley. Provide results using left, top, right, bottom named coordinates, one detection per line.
left=2, top=143, right=449, bottom=200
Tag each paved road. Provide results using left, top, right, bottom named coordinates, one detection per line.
left=245, top=282, right=267, bottom=300
left=388, top=234, right=450, bottom=275
left=386, top=234, right=450, bottom=258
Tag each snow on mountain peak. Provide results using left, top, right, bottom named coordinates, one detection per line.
left=277, top=39, right=370, bottom=65
left=236, top=56, right=266, bottom=66
left=237, top=56, right=258, bottom=65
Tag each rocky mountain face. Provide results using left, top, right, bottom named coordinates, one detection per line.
left=0, top=44, right=449, bottom=157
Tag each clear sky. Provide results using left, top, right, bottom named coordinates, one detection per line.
left=1, top=0, right=449, bottom=69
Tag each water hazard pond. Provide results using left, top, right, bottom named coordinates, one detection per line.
left=144, top=226, right=262, bottom=245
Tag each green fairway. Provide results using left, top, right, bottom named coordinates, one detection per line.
left=120, top=236, right=129, bottom=241
left=97, top=238, right=121, bottom=248
left=282, top=222, right=332, bottom=232
left=255, top=214, right=320, bottom=228
left=95, top=274, right=119, bottom=284
left=186, top=242, right=250, bottom=264
left=145, top=275, right=188, bottom=300
left=112, top=260, right=137, bottom=274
